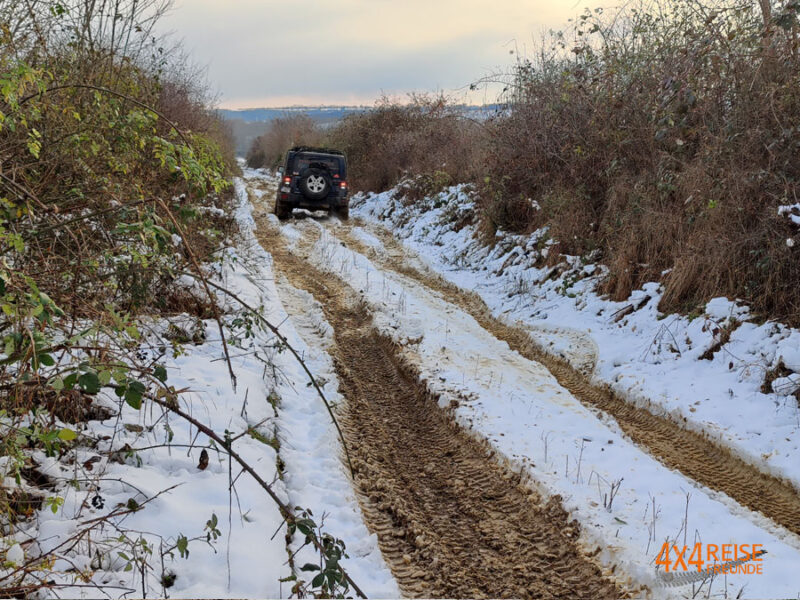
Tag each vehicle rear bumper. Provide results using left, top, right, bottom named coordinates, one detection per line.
left=279, top=193, right=348, bottom=209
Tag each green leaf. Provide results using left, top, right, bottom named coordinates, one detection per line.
left=98, top=370, right=112, bottom=385
left=299, top=563, right=320, bottom=572
left=296, top=521, right=313, bottom=536
left=50, top=376, right=64, bottom=391
left=57, top=428, right=77, bottom=441
left=176, top=535, right=189, bottom=559
left=124, top=380, right=146, bottom=409
left=311, top=573, right=325, bottom=588
left=78, top=371, right=101, bottom=394
left=153, top=364, right=167, bottom=382
left=63, top=373, right=78, bottom=389
left=38, top=353, right=55, bottom=367
left=27, top=138, right=41, bottom=158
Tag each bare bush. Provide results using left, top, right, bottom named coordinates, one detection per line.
left=327, top=94, right=485, bottom=193
left=245, top=113, right=324, bottom=169
left=481, top=0, right=800, bottom=323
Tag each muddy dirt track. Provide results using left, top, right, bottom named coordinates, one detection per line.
left=252, top=208, right=622, bottom=598
left=246, top=176, right=800, bottom=597
left=333, top=224, right=800, bottom=540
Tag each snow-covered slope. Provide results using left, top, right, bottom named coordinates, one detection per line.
left=352, top=185, right=800, bottom=491
left=339, top=183, right=800, bottom=598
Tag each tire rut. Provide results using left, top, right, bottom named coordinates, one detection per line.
left=253, top=217, right=623, bottom=599
left=335, top=220, right=800, bottom=540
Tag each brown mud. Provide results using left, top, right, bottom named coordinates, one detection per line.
left=251, top=201, right=622, bottom=599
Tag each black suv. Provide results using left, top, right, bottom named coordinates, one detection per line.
left=274, top=147, right=349, bottom=220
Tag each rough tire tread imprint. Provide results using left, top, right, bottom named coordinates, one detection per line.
left=251, top=210, right=624, bottom=599
left=338, top=221, right=800, bottom=540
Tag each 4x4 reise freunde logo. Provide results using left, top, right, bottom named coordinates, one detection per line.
left=655, top=542, right=766, bottom=587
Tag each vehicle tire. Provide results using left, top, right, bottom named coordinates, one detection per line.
left=298, top=168, right=331, bottom=201
left=333, top=205, right=349, bottom=220
left=274, top=199, right=291, bottom=220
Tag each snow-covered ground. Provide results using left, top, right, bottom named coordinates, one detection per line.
left=271, top=214, right=799, bottom=598
left=231, top=178, right=398, bottom=598
left=0, top=175, right=397, bottom=599
left=352, top=185, right=800, bottom=491
left=9, top=168, right=798, bottom=598
left=284, top=182, right=800, bottom=598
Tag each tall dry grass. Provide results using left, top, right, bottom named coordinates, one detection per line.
left=483, top=0, right=800, bottom=322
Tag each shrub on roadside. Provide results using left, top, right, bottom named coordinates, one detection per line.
left=336, top=2, right=800, bottom=325
left=482, top=0, right=800, bottom=323
left=0, top=0, right=236, bottom=539
left=245, top=113, right=324, bottom=169
left=327, top=94, right=484, bottom=193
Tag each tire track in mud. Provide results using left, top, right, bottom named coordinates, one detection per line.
left=252, top=214, right=622, bottom=599
left=334, top=220, right=800, bottom=540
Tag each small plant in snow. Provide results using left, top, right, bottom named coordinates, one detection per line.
left=603, top=478, right=623, bottom=512
left=283, top=508, right=353, bottom=598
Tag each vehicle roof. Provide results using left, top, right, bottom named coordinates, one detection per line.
left=289, top=146, right=345, bottom=157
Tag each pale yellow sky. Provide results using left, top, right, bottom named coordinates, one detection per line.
left=161, top=0, right=601, bottom=108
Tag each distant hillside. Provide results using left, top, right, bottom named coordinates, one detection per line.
left=220, top=106, right=368, bottom=155
left=220, top=104, right=502, bottom=156
left=219, top=106, right=368, bottom=124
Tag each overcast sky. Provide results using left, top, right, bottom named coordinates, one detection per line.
left=160, top=0, right=597, bottom=108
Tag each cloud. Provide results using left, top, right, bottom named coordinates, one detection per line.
left=160, top=0, right=593, bottom=107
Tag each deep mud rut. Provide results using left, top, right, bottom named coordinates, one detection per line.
left=249, top=197, right=622, bottom=597
left=331, top=219, right=800, bottom=540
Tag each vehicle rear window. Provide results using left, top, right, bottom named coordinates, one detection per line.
left=292, top=155, right=344, bottom=176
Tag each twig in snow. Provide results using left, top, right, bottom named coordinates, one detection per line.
left=146, top=392, right=366, bottom=599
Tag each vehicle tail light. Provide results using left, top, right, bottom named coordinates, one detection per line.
left=340, top=181, right=347, bottom=189
left=283, top=176, right=291, bottom=185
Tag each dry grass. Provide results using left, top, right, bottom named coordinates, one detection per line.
left=479, top=1, right=800, bottom=323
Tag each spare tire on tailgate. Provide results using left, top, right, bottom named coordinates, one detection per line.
left=298, top=165, right=331, bottom=201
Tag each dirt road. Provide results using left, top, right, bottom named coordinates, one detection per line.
left=332, top=224, right=800, bottom=540
left=247, top=180, right=621, bottom=598
left=244, top=173, right=800, bottom=597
